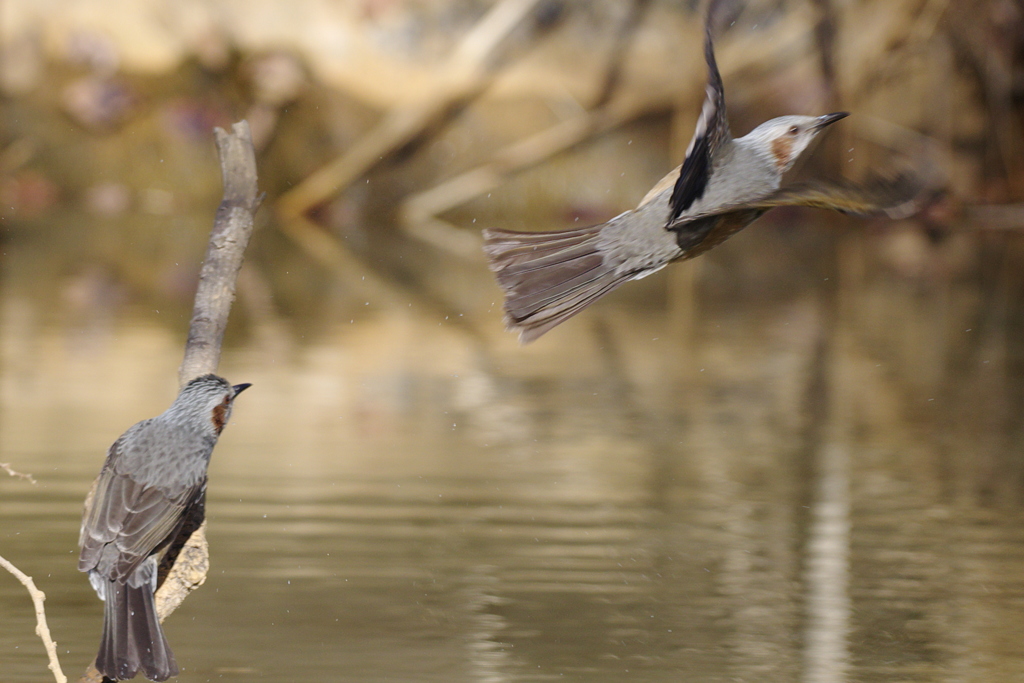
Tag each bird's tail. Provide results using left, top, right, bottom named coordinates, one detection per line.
left=97, top=579, right=178, bottom=682
left=482, top=223, right=630, bottom=343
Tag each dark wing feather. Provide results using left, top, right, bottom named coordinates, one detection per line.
left=668, top=20, right=731, bottom=223
left=79, top=437, right=204, bottom=582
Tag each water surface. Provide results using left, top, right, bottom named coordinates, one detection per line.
left=3, top=207, right=1024, bottom=683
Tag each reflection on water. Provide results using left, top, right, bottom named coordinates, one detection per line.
left=3, top=211, right=1024, bottom=683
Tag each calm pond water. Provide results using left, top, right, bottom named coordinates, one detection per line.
left=3, top=203, right=1024, bottom=683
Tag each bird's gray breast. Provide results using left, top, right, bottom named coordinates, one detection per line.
left=667, top=141, right=780, bottom=255
left=684, top=141, right=779, bottom=216
left=594, top=141, right=780, bottom=276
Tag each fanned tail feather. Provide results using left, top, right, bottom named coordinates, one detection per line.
left=483, top=225, right=629, bottom=343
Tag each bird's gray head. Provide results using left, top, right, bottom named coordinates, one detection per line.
left=743, top=112, right=848, bottom=175
left=168, top=373, right=251, bottom=436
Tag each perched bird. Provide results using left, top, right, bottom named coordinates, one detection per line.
left=483, top=16, right=922, bottom=343
left=79, top=374, right=251, bottom=681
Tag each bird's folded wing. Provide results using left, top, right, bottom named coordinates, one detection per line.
left=667, top=20, right=731, bottom=222
left=79, top=441, right=204, bottom=581
left=676, top=173, right=929, bottom=224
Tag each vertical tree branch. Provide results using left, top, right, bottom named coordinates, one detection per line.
left=80, top=120, right=261, bottom=683
left=179, top=121, right=264, bottom=386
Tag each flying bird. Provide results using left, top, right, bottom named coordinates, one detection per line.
left=483, top=15, right=923, bottom=343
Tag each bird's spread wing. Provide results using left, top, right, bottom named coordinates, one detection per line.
left=676, top=173, right=929, bottom=223
left=79, top=437, right=204, bottom=582
left=668, top=20, right=730, bottom=223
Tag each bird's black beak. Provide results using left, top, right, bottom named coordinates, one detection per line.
left=812, top=112, right=849, bottom=130
left=232, top=383, right=252, bottom=396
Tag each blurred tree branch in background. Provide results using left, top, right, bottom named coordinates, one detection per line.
left=3, top=0, right=1024, bottom=328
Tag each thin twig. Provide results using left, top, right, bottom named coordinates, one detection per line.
left=1, top=462, right=37, bottom=484
left=0, top=554, right=68, bottom=683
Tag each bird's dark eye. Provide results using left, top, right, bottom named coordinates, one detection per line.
left=788, top=125, right=800, bottom=135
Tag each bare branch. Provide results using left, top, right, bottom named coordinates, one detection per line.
left=1, top=462, right=37, bottom=484
left=0, top=554, right=67, bottom=683
left=179, top=120, right=263, bottom=386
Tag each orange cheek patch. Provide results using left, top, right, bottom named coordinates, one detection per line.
left=771, top=137, right=794, bottom=169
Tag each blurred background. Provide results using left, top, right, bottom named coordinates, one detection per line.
left=4, top=0, right=1024, bottom=681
